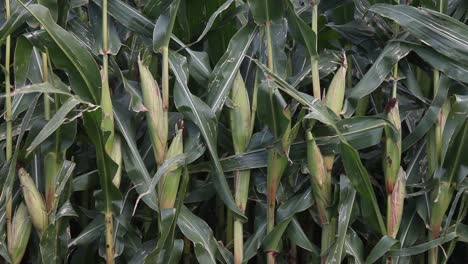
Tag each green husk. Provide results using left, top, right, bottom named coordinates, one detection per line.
left=384, top=98, right=402, bottom=194
left=230, top=72, right=252, bottom=264
left=158, top=128, right=183, bottom=209
left=306, top=131, right=331, bottom=224
left=325, top=58, right=347, bottom=115
left=386, top=167, right=406, bottom=238
left=138, top=58, right=168, bottom=166
left=18, top=167, right=48, bottom=235
left=8, top=203, right=32, bottom=264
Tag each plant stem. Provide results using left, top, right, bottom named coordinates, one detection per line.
left=104, top=211, right=115, bottom=264
left=5, top=0, right=13, bottom=256
left=102, top=1, right=115, bottom=263
left=321, top=218, right=336, bottom=263
left=162, top=46, right=170, bottom=116
left=42, top=51, right=50, bottom=120
left=265, top=19, right=282, bottom=264
left=311, top=0, right=320, bottom=99
left=233, top=170, right=250, bottom=264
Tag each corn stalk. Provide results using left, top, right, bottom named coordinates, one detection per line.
left=264, top=18, right=289, bottom=264
left=311, top=0, right=320, bottom=99
left=101, top=0, right=121, bottom=262
left=230, top=73, right=252, bottom=264
left=4, top=0, right=13, bottom=259
left=428, top=2, right=451, bottom=263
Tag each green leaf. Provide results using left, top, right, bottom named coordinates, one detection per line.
left=0, top=1, right=30, bottom=45
left=442, top=95, right=468, bottom=159
left=114, top=106, right=159, bottom=211
left=287, top=217, right=319, bottom=256
left=441, top=120, right=468, bottom=185
left=190, top=116, right=393, bottom=173
left=410, top=44, right=468, bottom=83
left=83, top=110, right=120, bottom=211
left=92, top=0, right=153, bottom=37
left=247, top=0, right=284, bottom=24
left=262, top=218, right=291, bottom=253
left=244, top=222, right=267, bottom=262
left=370, top=4, right=468, bottom=64
left=144, top=208, right=176, bottom=263
left=386, top=225, right=468, bottom=257
left=345, top=42, right=411, bottom=117
left=143, top=0, right=172, bottom=20
left=89, top=2, right=121, bottom=55
left=341, top=142, right=386, bottom=235
left=365, top=236, right=398, bottom=264
left=327, top=176, right=356, bottom=264
left=402, top=75, right=451, bottom=152
left=40, top=225, right=62, bottom=264
left=153, top=0, right=180, bottom=51
left=252, top=58, right=338, bottom=127
left=207, top=23, right=257, bottom=115
left=286, top=1, right=317, bottom=56
left=177, top=206, right=221, bottom=264
left=190, top=0, right=236, bottom=45
left=168, top=51, right=245, bottom=220
left=27, top=97, right=80, bottom=154
left=68, top=216, right=105, bottom=247
left=345, top=229, right=365, bottom=264
left=18, top=3, right=101, bottom=103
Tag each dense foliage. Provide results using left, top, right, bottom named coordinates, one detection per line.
left=1, top=0, right=467, bottom=263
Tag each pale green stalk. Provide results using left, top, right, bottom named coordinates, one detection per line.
left=384, top=13, right=404, bottom=264
left=5, top=0, right=14, bottom=257
left=102, top=0, right=116, bottom=262
left=429, top=2, right=448, bottom=263
left=264, top=19, right=287, bottom=264
left=311, top=0, right=320, bottom=99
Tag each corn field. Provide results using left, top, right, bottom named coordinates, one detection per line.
left=1, top=0, right=467, bottom=263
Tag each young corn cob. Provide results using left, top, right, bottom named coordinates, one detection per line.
left=158, top=127, right=183, bottom=209
left=324, top=56, right=346, bottom=115
left=138, top=58, right=168, bottom=166
left=387, top=168, right=406, bottom=238
left=229, top=73, right=252, bottom=264
left=384, top=98, right=401, bottom=194
left=323, top=56, right=347, bottom=173
left=318, top=56, right=346, bottom=262
left=18, top=167, right=48, bottom=235
left=306, top=132, right=335, bottom=263
left=306, top=132, right=331, bottom=225
left=8, top=203, right=32, bottom=264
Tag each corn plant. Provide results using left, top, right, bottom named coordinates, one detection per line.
left=1, top=0, right=467, bottom=264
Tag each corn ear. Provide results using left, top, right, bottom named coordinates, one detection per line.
left=430, top=181, right=453, bottom=238
left=323, top=57, right=347, bottom=180
left=230, top=72, right=251, bottom=153
left=384, top=98, right=401, bottom=194
left=138, top=58, right=167, bottom=166
left=306, top=131, right=331, bottom=224
left=159, top=128, right=183, bottom=209
left=386, top=167, right=406, bottom=238
left=19, top=167, right=48, bottom=235
left=230, top=72, right=252, bottom=264
left=325, top=57, right=347, bottom=115
left=8, top=203, right=31, bottom=264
